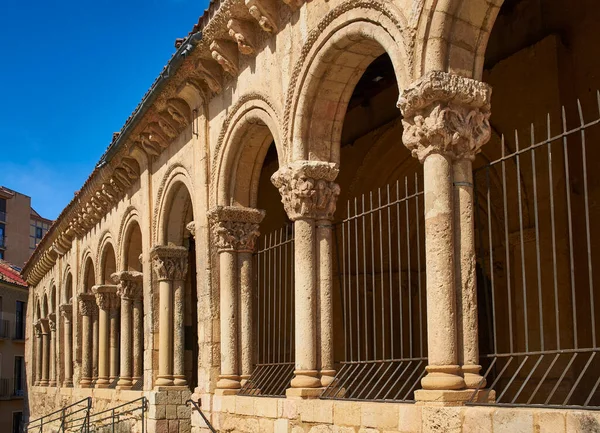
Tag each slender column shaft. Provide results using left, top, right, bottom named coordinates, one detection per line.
left=92, top=312, right=99, bottom=384
left=454, top=159, right=485, bottom=389
left=317, top=220, right=335, bottom=387
left=117, top=297, right=133, bottom=389
left=239, top=251, right=253, bottom=385
left=291, top=218, right=320, bottom=389
left=35, top=330, right=42, bottom=386
left=80, top=312, right=93, bottom=387
left=49, top=322, right=57, bottom=387
left=41, top=330, right=50, bottom=386
left=421, top=153, right=464, bottom=390
left=109, top=308, right=119, bottom=382
left=157, top=279, right=174, bottom=386
left=173, top=278, right=187, bottom=387
left=133, top=299, right=143, bottom=382
left=217, top=250, right=240, bottom=390
left=63, top=315, right=73, bottom=387
left=96, top=306, right=110, bottom=387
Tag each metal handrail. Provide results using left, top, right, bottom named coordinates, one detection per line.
left=187, top=399, right=216, bottom=433
left=24, top=397, right=92, bottom=432
left=69, top=396, right=147, bottom=433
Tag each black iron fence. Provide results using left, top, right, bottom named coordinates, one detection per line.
left=322, top=175, right=427, bottom=401
left=239, top=225, right=295, bottom=397
left=24, top=397, right=92, bottom=432
left=471, top=93, right=600, bottom=409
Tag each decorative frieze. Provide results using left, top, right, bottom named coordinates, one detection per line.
left=209, top=206, right=265, bottom=253
left=398, top=71, right=492, bottom=163
left=150, top=245, right=188, bottom=281
left=227, top=18, right=257, bottom=55
left=246, top=0, right=278, bottom=33
left=111, top=271, right=144, bottom=300
left=271, top=161, right=340, bottom=221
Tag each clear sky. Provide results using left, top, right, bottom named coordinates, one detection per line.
left=0, top=0, right=209, bottom=220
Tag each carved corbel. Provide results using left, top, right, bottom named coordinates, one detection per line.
left=157, top=114, right=179, bottom=139
left=245, top=0, right=278, bottom=33
left=195, top=59, right=223, bottom=93
left=120, top=157, right=140, bottom=179
left=210, top=40, right=239, bottom=76
left=166, top=98, right=191, bottom=127
left=137, top=136, right=160, bottom=156
left=113, top=168, right=133, bottom=188
left=227, top=18, right=257, bottom=55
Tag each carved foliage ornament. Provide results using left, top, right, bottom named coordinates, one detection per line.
left=78, top=293, right=96, bottom=316
left=92, top=285, right=119, bottom=310
left=271, top=161, right=340, bottom=221
left=150, top=245, right=188, bottom=281
left=397, top=71, right=492, bottom=163
left=209, top=207, right=265, bottom=252
left=111, top=271, right=143, bottom=300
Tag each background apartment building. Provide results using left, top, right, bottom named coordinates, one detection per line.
left=0, top=260, right=27, bottom=432
left=0, top=187, right=52, bottom=268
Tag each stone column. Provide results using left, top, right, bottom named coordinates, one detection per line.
left=132, top=291, right=143, bottom=384
left=78, top=293, right=96, bottom=388
left=112, top=271, right=143, bottom=390
left=48, top=313, right=57, bottom=387
left=40, top=318, right=50, bottom=386
left=109, top=297, right=120, bottom=383
left=398, top=71, right=492, bottom=399
left=272, top=161, right=340, bottom=397
left=317, top=218, right=335, bottom=387
left=150, top=245, right=188, bottom=388
left=59, top=304, right=73, bottom=387
left=34, top=321, right=42, bottom=386
left=92, top=305, right=99, bottom=385
left=210, top=206, right=264, bottom=393
left=173, top=260, right=188, bottom=387
left=92, top=285, right=117, bottom=388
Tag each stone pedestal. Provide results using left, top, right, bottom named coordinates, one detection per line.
left=398, top=71, right=492, bottom=400
left=272, top=161, right=340, bottom=396
left=151, top=245, right=188, bottom=388
left=210, top=206, right=264, bottom=393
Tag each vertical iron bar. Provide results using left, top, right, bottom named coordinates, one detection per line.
left=348, top=201, right=353, bottom=361
left=277, top=228, right=282, bottom=362
left=283, top=228, right=288, bottom=363
left=486, top=167, right=497, bottom=355
left=355, top=197, right=360, bottom=361
left=387, top=184, right=394, bottom=360
left=405, top=177, right=413, bottom=357
left=515, top=130, right=529, bottom=352
left=268, top=232, right=272, bottom=363
left=378, top=188, right=385, bottom=360
left=342, top=214, right=348, bottom=362
left=501, top=135, right=514, bottom=353
left=370, top=191, right=377, bottom=359
left=362, top=194, right=368, bottom=360
left=547, top=113, right=560, bottom=350
left=397, top=180, right=404, bottom=359
left=530, top=124, right=545, bottom=351
left=562, top=106, right=578, bottom=349
left=415, top=173, right=423, bottom=357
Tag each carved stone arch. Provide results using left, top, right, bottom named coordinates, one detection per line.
left=212, top=95, right=283, bottom=208
left=284, top=0, right=411, bottom=164
left=49, top=283, right=57, bottom=314
left=62, top=265, right=74, bottom=304
left=42, top=292, right=49, bottom=318
left=97, top=232, right=117, bottom=284
left=415, top=0, right=504, bottom=80
left=154, top=164, right=195, bottom=245
left=35, top=297, right=42, bottom=322
left=118, top=207, right=143, bottom=272
left=80, top=248, right=96, bottom=293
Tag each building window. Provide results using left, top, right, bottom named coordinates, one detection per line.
left=30, top=220, right=48, bottom=251
left=13, top=357, right=24, bottom=396
left=35, top=227, right=43, bottom=239
left=0, top=198, right=5, bottom=223
left=0, top=223, right=5, bottom=249
left=12, top=412, right=22, bottom=433
left=14, top=301, right=25, bottom=340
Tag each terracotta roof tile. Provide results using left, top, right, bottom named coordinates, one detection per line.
left=0, top=260, right=27, bottom=288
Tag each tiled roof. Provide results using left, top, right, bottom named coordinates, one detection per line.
left=0, top=260, right=27, bottom=288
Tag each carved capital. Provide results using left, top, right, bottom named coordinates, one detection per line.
left=209, top=206, right=265, bottom=252
left=398, top=71, right=492, bottom=163
left=186, top=221, right=197, bottom=239
left=150, top=245, right=188, bottom=281
left=111, top=271, right=144, bottom=300
left=271, top=161, right=340, bottom=221
left=92, top=285, right=119, bottom=310
left=38, top=318, right=50, bottom=334
left=78, top=293, right=97, bottom=317
left=210, top=40, right=239, bottom=76
left=34, top=321, right=42, bottom=337
left=227, top=18, right=256, bottom=55
left=246, top=0, right=278, bottom=32
left=59, top=303, right=73, bottom=321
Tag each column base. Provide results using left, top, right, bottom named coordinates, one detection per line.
left=117, top=377, right=133, bottom=389
left=290, top=370, right=321, bottom=389
left=155, top=376, right=174, bottom=387
left=421, top=365, right=465, bottom=390
left=415, top=389, right=496, bottom=405
left=49, top=380, right=57, bottom=387
left=462, top=364, right=486, bottom=389
left=173, top=375, right=187, bottom=387
left=39, top=381, right=49, bottom=387
left=95, top=378, right=110, bottom=388
left=215, top=388, right=240, bottom=396
left=286, top=387, right=324, bottom=398
left=217, top=375, right=241, bottom=391
left=63, top=380, right=73, bottom=388
left=240, top=375, right=250, bottom=387
left=79, top=379, right=93, bottom=388
left=320, top=370, right=336, bottom=387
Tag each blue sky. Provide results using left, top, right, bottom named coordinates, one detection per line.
left=0, top=0, right=208, bottom=220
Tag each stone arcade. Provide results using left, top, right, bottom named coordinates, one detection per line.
left=23, top=0, right=600, bottom=431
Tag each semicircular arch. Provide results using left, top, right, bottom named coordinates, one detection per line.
left=154, top=165, right=195, bottom=245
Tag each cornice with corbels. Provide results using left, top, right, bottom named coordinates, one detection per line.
left=24, top=0, right=313, bottom=286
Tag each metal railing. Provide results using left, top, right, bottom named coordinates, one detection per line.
left=24, top=397, right=92, bottom=432
left=322, top=174, right=427, bottom=401
left=239, top=225, right=295, bottom=397
left=0, top=319, right=11, bottom=339
left=72, top=397, right=147, bottom=433
left=471, top=93, right=600, bottom=409
left=187, top=399, right=216, bottom=433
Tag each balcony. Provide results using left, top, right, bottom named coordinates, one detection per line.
left=0, top=319, right=10, bottom=339
left=0, top=378, right=24, bottom=399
